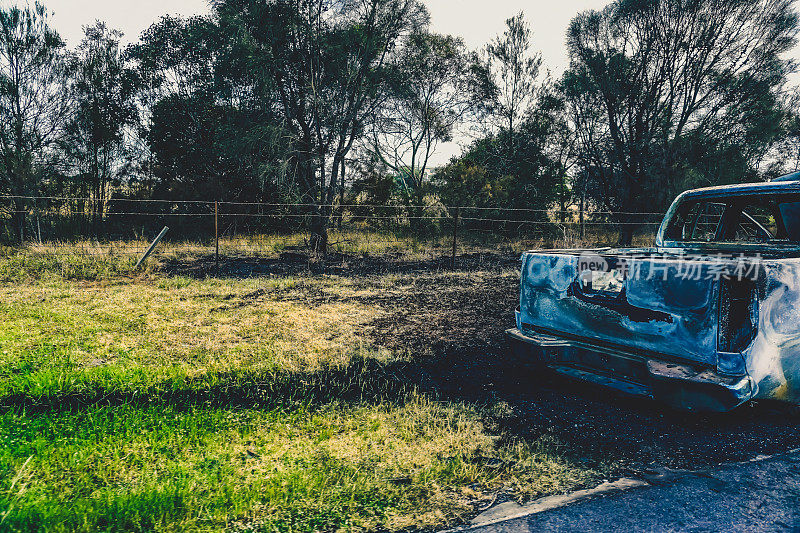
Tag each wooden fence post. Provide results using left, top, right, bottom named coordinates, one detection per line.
left=451, top=206, right=460, bottom=269
left=580, top=192, right=586, bottom=243
left=215, top=201, right=219, bottom=273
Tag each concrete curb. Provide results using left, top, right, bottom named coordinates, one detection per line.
left=441, top=448, right=800, bottom=532
left=442, top=478, right=648, bottom=532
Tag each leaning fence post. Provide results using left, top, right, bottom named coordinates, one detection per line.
left=135, top=226, right=169, bottom=270
left=451, top=206, right=460, bottom=269
left=215, top=201, right=219, bottom=272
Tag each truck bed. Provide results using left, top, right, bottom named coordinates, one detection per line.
left=510, top=247, right=800, bottom=410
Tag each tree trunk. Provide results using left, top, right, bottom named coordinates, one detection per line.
left=409, top=185, right=426, bottom=234
left=618, top=166, right=642, bottom=247
left=310, top=206, right=329, bottom=255
left=337, top=159, right=345, bottom=231
left=618, top=221, right=634, bottom=246
left=92, top=195, right=99, bottom=240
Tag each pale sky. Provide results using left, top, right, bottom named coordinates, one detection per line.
left=16, top=0, right=613, bottom=70
left=426, top=0, right=614, bottom=161
left=0, top=0, right=611, bottom=164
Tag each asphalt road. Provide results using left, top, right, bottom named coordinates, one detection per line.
left=470, top=450, right=800, bottom=532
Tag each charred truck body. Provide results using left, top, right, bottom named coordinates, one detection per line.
left=507, top=175, right=800, bottom=411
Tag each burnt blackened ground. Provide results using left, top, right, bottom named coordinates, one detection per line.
left=161, top=252, right=800, bottom=473
left=159, top=251, right=521, bottom=278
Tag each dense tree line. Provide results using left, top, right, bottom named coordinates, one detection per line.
left=1, top=0, right=799, bottom=247
left=562, top=0, right=800, bottom=244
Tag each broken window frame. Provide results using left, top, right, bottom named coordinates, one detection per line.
left=664, top=193, right=800, bottom=246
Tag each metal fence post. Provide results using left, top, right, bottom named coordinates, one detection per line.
left=135, top=226, right=169, bottom=270
left=451, top=206, right=459, bottom=269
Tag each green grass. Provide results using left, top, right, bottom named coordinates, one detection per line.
left=0, top=245, right=604, bottom=532
left=0, top=399, right=593, bottom=532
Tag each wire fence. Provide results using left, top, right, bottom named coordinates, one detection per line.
left=0, top=196, right=664, bottom=268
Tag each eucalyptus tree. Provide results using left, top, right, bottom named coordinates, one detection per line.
left=370, top=31, right=491, bottom=209
left=430, top=15, right=565, bottom=219
left=485, top=13, right=543, bottom=156
left=215, top=0, right=428, bottom=252
left=563, top=0, right=799, bottom=244
left=128, top=13, right=288, bottom=204
left=64, top=22, right=139, bottom=234
left=432, top=96, right=565, bottom=218
left=130, top=15, right=226, bottom=199
left=0, top=2, right=71, bottom=242
left=127, top=15, right=217, bottom=102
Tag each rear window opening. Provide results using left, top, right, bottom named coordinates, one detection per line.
left=664, top=193, right=800, bottom=245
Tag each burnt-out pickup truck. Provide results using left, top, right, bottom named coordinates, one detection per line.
left=507, top=174, right=800, bottom=411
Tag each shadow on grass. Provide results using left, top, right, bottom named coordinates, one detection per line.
left=0, top=356, right=415, bottom=415
left=5, top=341, right=800, bottom=474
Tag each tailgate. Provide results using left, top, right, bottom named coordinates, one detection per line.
left=518, top=251, right=719, bottom=365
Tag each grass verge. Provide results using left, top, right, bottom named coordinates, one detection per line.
left=0, top=249, right=603, bottom=532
